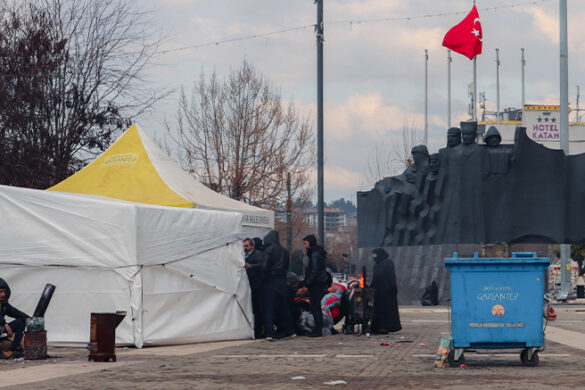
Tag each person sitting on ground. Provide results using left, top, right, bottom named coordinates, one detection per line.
left=0, top=278, right=29, bottom=359
left=285, top=272, right=306, bottom=334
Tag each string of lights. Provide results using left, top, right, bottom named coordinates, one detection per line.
left=329, top=0, right=553, bottom=25
left=158, top=24, right=314, bottom=55
left=157, top=0, right=553, bottom=56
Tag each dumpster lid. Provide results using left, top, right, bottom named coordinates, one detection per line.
left=444, top=257, right=550, bottom=266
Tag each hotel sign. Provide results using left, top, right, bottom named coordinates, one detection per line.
left=523, top=105, right=560, bottom=141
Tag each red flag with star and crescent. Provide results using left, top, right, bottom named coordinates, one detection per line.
left=442, top=5, right=482, bottom=60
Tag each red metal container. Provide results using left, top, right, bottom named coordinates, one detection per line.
left=88, top=312, right=126, bottom=362
left=24, top=331, right=47, bottom=360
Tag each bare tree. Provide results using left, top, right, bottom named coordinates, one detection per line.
left=366, top=122, right=422, bottom=183
left=0, top=0, right=165, bottom=189
left=392, top=123, right=421, bottom=172
left=366, top=143, right=394, bottom=184
left=275, top=188, right=314, bottom=245
left=169, top=60, right=314, bottom=209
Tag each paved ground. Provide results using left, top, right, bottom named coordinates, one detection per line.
left=1, top=306, right=585, bottom=389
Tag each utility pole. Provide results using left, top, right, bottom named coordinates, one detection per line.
left=342, top=252, right=352, bottom=278
left=286, top=172, right=292, bottom=254
left=559, top=0, right=571, bottom=301
left=479, top=91, right=486, bottom=122
left=577, top=86, right=581, bottom=123
left=315, top=0, right=325, bottom=246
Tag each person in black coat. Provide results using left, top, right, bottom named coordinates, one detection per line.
left=370, top=248, right=401, bottom=334
left=262, top=230, right=295, bottom=340
left=303, top=234, right=328, bottom=338
left=244, top=238, right=267, bottom=338
left=0, top=278, right=29, bottom=359
left=253, top=237, right=264, bottom=251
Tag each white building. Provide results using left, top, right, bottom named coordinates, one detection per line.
left=305, top=208, right=347, bottom=232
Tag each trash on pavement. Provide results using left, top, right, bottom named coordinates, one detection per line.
left=433, top=335, right=453, bottom=368
left=324, top=380, right=348, bottom=385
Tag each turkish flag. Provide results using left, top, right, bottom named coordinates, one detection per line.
left=442, top=5, right=482, bottom=60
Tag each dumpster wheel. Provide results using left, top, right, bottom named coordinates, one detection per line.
left=520, top=349, right=539, bottom=367
left=447, top=349, right=465, bottom=367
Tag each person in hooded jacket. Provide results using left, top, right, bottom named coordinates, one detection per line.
left=253, top=237, right=264, bottom=252
left=262, top=230, right=295, bottom=341
left=0, top=278, right=29, bottom=359
left=370, top=248, right=401, bottom=334
left=303, top=234, right=328, bottom=338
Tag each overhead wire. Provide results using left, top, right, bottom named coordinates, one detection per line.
left=328, top=0, right=553, bottom=25
left=157, top=0, right=554, bottom=56
left=158, top=24, right=314, bottom=55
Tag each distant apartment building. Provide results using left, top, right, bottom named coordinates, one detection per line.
left=305, top=208, right=347, bottom=232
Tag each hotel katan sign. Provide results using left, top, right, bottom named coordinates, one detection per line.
left=523, top=105, right=562, bottom=141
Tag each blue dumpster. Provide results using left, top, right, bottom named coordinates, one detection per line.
left=444, top=252, right=550, bottom=367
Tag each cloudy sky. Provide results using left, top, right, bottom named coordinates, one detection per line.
left=138, top=0, right=585, bottom=203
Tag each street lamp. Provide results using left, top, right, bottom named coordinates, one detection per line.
left=342, top=252, right=352, bottom=278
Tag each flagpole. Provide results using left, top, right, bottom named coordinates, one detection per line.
left=442, top=1, right=481, bottom=129
left=521, top=48, right=526, bottom=110
left=448, top=49, right=452, bottom=127
left=424, top=49, right=428, bottom=145
left=496, top=48, right=500, bottom=126
left=473, top=0, right=477, bottom=125
left=473, top=57, right=477, bottom=123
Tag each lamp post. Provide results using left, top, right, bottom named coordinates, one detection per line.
left=315, top=0, right=325, bottom=246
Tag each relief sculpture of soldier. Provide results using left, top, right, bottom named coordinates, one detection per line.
left=373, top=145, right=430, bottom=246
left=482, top=126, right=515, bottom=243
left=456, top=121, right=489, bottom=243
left=433, top=126, right=462, bottom=244
left=429, top=122, right=488, bottom=244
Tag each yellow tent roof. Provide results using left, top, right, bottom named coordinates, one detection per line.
left=48, top=124, right=274, bottom=228
left=49, top=125, right=193, bottom=207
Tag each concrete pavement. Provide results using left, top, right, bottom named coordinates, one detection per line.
left=0, top=307, right=584, bottom=389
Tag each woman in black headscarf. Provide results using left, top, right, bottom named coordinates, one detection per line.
left=370, top=248, right=401, bottom=334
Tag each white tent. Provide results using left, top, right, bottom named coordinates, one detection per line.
left=0, top=184, right=253, bottom=347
